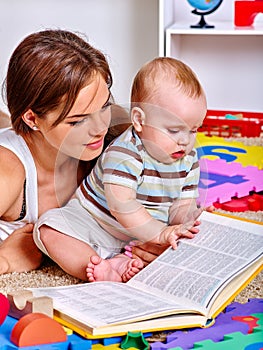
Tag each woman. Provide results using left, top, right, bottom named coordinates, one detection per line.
left=0, top=29, right=128, bottom=274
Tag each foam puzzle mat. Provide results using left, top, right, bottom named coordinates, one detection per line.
left=0, top=299, right=262, bottom=349
left=196, top=134, right=263, bottom=208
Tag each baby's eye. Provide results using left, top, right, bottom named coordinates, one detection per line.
left=191, top=129, right=198, bottom=134
left=168, top=129, right=179, bottom=134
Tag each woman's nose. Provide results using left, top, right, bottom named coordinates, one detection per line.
left=90, top=110, right=111, bottom=136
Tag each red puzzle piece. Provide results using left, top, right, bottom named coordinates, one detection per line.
left=0, top=293, right=10, bottom=325
left=231, top=315, right=259, bottom=334
left=214, top=192, right=263, bottom=212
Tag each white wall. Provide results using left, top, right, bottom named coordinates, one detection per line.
left=160, top=0, right=263, bottom=112
left=0, top=0, right=158, bottom=113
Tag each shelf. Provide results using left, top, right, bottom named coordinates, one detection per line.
left=167, top=21, right=263, bottom=36
left=160, top=0, right=263, bottom=111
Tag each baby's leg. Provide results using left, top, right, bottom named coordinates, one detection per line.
left=86, top=254, right=143, bottom=282
left=39, top=225, right=97, bottom=281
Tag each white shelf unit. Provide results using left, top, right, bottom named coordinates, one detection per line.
left=159, top=0, right=263, bottom=112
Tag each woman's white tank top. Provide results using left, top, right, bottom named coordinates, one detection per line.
left=0, top=129, right=38, bottom=240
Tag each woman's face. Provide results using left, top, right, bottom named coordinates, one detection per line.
left=37, top=73, right=111, bottom=161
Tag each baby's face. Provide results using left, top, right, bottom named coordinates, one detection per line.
left=138, top=85, right=207, bottom=164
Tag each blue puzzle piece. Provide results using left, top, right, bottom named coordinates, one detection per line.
left=245, top=342, right=263, bottom=350
left=197, top=145, right=247, bottom=162
left=199, top=171, right=248, bottom=189
left=225, top=299, right=263, bottom=315
left=68, top=333, right=92, bottom=350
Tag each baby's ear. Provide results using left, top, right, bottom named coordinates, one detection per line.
left=131, top=107, right=145, bottom=132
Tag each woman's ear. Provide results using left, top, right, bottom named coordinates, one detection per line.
left=22, top=110, right=39, bottom=131
left=131, top=107, right=145, bottom=132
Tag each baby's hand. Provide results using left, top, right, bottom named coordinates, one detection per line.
left=182, top=206, right=203, bottom=227
left=158, top=224, right=195, bottom=249
left=159, top=207, right=204, bottom=249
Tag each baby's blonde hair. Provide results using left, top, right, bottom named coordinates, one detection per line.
left=131, top=57, right=204, bottom=106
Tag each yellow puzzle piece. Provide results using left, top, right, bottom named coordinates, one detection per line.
left=196, top=134, right=263, bottom=169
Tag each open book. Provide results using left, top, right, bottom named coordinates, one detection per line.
left=31, top=212, right=263, bottom=339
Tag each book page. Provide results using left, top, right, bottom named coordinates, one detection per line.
left=32, top=282, right=188, bottom=327
left=128, top=212, right=263, bottom=310
left=32, top=212, right=262, bottom=328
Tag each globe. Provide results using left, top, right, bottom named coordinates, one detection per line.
left=187, top=0, right=222, bottom=12
left=186, top=0, right=224, bottom=28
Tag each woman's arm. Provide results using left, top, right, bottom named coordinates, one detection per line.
left=0, top=147, right=25, bottom=219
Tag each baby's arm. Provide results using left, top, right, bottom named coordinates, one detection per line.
left=169, top=198, right=202, bottom=226
left=104, top=183, right=196, bottom=249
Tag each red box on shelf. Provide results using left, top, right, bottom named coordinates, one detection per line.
left=198, top=110, right=263, bottom=137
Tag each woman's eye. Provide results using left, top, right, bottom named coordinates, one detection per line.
left=68, top=118, right=86, bottom=126
left=67, top=101, right=112, bottom=126
left=101, top=101, right=112, bottom=111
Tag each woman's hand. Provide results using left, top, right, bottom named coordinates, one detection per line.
left=0, top=224, right=43, bottom=274
left=125, top=241, right=169, bottom=267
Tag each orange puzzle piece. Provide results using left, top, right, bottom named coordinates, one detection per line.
left=10, top=312, right=67, bottom=347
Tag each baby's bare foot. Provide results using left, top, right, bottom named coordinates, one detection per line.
left=86, top=254, right=143, bottom=282
left=86, top=255, right=122, bottom=282
left=122, top=259, right=143, bottom=282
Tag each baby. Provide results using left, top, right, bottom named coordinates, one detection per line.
left=34, top=57, right=207, bottom=282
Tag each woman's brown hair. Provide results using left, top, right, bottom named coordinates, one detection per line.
left=2, top=29, right=112, bottom=134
